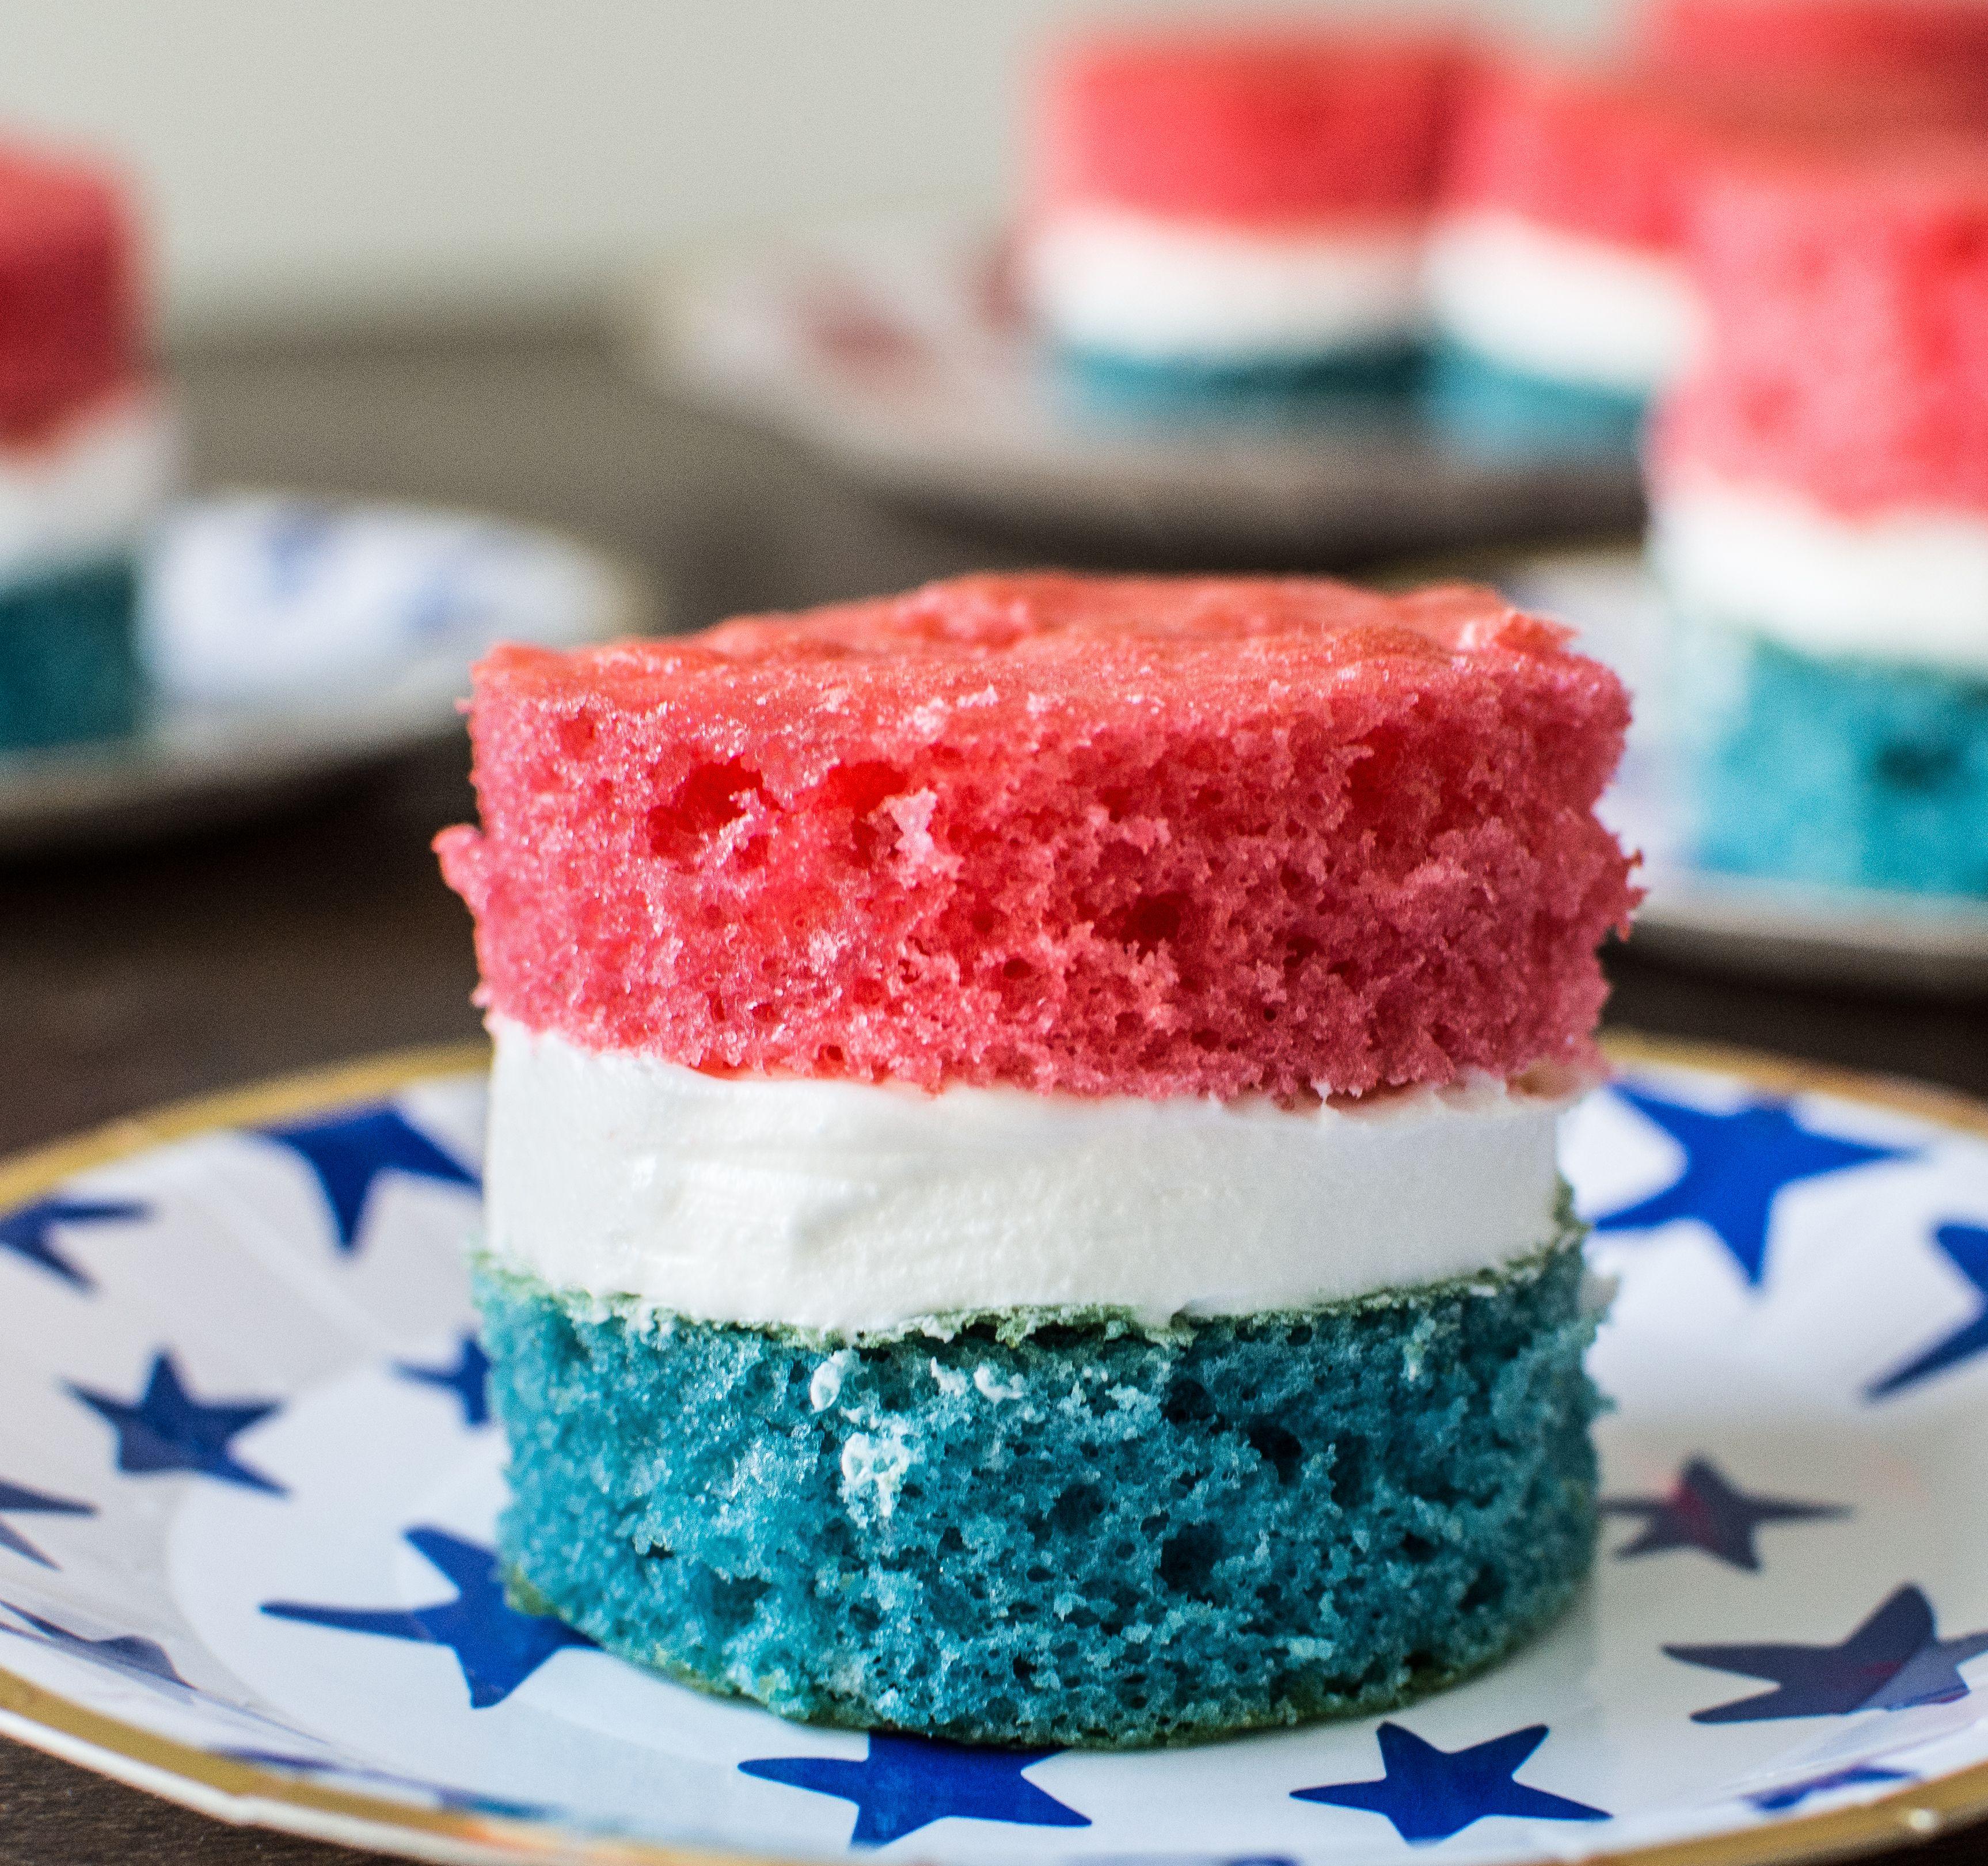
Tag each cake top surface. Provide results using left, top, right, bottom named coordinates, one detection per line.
left=440, top=572, right=1636, bottom=1103
left=1643, top=0, right=1988, bottom=87
left=1036, top=28, right=1461, bottom=223
left=480, top=572, right=1575, bottom=704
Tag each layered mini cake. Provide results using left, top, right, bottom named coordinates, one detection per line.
left=0, top=143, right=174, bottom=753
left=1650, top=141, right=1988, bottom=895
left=1429, top=61, right=1706, bottom=415
left=438, top=572, right=1638, bottom=1747
left=1427, top=56, right=1971, bottom=430
left=1023, top=30, right=1459, bottom=382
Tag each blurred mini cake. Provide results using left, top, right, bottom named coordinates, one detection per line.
left=1023, top=29, right=1460, bottom=382
left=1428, top=62, right=1707, bottom=414
left=1650, top=140, right=1988, bottom=894
left=439, top=572, right=1637, bottom=1747
left=0, top=143, right=174, bottom=753
left=1427, top=56, right=1976, bottom=433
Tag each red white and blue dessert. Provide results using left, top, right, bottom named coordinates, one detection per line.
left=1430, top=60, right=1709, bottom=410
left=1651, top=139, right=1988, bottom=894
left=0, top=141, right=174, bottom=753
left=1023, top=29, right=1459, bottom=382
left=437, top=572, right=1637, bottom=1747
left=1427, top=54, right=1974, bottom=430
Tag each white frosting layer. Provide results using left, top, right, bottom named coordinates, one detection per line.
left=483, top=1018, right=1575, bottom=1337
left=1025, top=205, right=1426, bottom=364
left=1655, top=474, right=1988, bottom=674
left=0, top=388, right=177, bottom=586
left=1426, top=210, right=1699, bottom=396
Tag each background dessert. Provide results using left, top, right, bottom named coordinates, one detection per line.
left=439, top=571, right=1637, bottom=1748
left=1651, top=138, right=1988, bottom=896
left=0, top=140, right=173, bottom=754
left=1024, top=29, right=1459, bottom=385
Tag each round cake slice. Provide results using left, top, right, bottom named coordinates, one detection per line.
left=436, top=572, right=1640, bottom=1747
left=0, top=140, right=176, bottom=753
left=1022, top=29, right=1461, bottom=381
left=1650, top=138, right=1988, bottom=894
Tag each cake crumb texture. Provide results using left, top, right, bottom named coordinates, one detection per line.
left=476, top=1237, right=1600, bottom=1748
left=438, top=573, right=1636, bottom=1100
left=1679, top=617, right=1988, bottom=895
left=1657, top=142, right=1988, bottom=516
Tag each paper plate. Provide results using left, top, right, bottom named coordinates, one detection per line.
left=0, top=495, right=651, bottom=858
left=1488, top=550, right=1988, bottom=996
left=4, top=1037, right=1988, bottom=1865
left=638, top=212, right=1644, bottom=561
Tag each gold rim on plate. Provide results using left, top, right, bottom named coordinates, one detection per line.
left=1, top=1033, right=1984, bottom=1866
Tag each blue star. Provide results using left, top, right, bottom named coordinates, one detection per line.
left=1601, top=1457, right=1848, bottom=1570
left=69, top=1353, right=285, bottom=1495
left=0, top=1198, right=149, bottom=1290
left=740, top=1736, right=1090, bottom=1846
left=394, top=1335, right=491, bottom=1428
left=0, top=1601, right=188, bottom=1690
left=1869, top=1223, right=1988, bottom=1398
left=1294, top=1722, right=1606, bottom=1844
left=1748, top=1765, right=1910, bottom=1812
left=0, top=1479, right=95, bottom=1568
left=1594, top=1087, right=1912, bottom=1286
left=1668, top=1584, right=1988, bottom=1721
left=259, top=1106, right=477, bottom=1253
left=261, top=1527, right=592, bottom=1709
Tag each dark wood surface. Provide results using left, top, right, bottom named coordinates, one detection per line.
left=3, top=322, right=1986, bottom=1864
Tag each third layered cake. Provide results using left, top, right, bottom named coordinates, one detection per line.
left=1651, top=140, right=1988, bottom=894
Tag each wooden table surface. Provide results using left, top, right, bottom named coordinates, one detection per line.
left=3, top=322, right=1986, bottom=1865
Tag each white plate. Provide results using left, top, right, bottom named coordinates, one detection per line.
left=638, top=212, right=1644, bottom=560
left=1493, top=550, right=1988, bottom=996
left=0, top=496, right=652, bottom=858
left=4, top=1036, right=1988, bottom=1866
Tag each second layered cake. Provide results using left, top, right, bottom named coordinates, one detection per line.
left=438, top=573, right=1638, bottom=1746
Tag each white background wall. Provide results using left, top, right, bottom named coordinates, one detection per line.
left=0, top=0, right=1610, bottom=341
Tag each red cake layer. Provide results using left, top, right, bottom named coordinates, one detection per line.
left=1644, top=0, right=1988, bottom=109
left=438, top=575, right=1636, bottom=1101
left=1653, top=139, right=1988, bottom=514
left=1036, top=29, right=1463, bottom=226
left=1442, top=55, right=1979, bottom=253
left=0, top=146, right=136, bottom=438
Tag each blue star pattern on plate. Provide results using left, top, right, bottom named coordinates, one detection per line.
left=1747, top=1765, right=1910, bottom=1812
left=259, top=1106, right=477, bottom=1253
left=0, top=1478, right=95, bottom=1568
left=69, top=1354, right=285, bottom=1495
left=1594, top=1088, right=1912, bottom=1286
left=1293, top=1721, right=1607, bottom=1844
left=1668, top=1584, right=1988, bottom=1721
left=261, top=1527, right=592, bottom=1709
left=0, top=1197, right=149, bottom=1290
left=0, top=1601, right=188, bottom=1690
left=394, top=1335, right=491, bottom=1428
left=1601, top=1457, right=1848, bottom=1570
left=739, top=1736, right=1090, bottom=1846
left=1868, top=1223, right=1988, bottom=1399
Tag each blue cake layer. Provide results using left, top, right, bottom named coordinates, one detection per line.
left=1054, top=343, right=1423, bottom=431
left=1676, top=617, right=1988, bottom=897
left=476, top=1217, right=1599, bottom=1749
left=1424, top=343, right=1645, bottom=460
left=0, top=556, right=142, bottom=753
